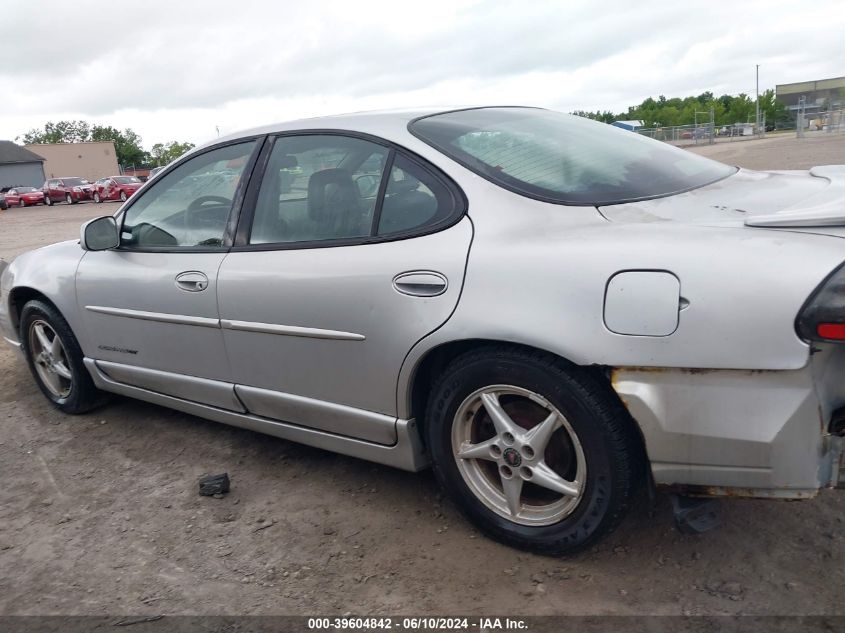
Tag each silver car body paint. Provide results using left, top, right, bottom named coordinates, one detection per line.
left=2, top=108, right=845, bottom=496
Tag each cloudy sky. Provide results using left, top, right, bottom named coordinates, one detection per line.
left=2, top=0, right=843, bottom=149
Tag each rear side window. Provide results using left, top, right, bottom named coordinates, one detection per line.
left=377, top=155, right=454, bottom=236
left=249, top=135, right=390, bottom=245
left=410, top=107, right=736, bottom=206
left=248, top=134, right=462, bottom=246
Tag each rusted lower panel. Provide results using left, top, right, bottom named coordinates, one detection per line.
left=656, top=483, right=819, bottom=500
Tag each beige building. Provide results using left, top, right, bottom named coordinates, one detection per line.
left=23, top=141, right=119, bottom=183
left=776, top=76, right=845, bottom=110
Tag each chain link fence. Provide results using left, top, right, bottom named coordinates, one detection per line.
left=797, top=108, right=844, bottom=137
left=636, top=118, right=768, bottom=147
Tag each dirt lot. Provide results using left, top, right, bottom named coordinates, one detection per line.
left=1, top=133, right=845, bottom=617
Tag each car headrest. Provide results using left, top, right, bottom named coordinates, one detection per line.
left=307, top=168, right=358, bottom=221
left=278, top=154, right=298, bottom=169
left=390, top=172, right=422, bottom=195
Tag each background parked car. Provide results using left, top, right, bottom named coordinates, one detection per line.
left=4, top=187, right=45, bottom=207
left=0, top=193, right=7, bottom=211
left=91, top=176, right=143, bottom=203
left=43, top=178, right=93, bottom=205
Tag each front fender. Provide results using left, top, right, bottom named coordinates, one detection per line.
left=2, top=240, right=86, bottom=351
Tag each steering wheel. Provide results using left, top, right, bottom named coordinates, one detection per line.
left=188, top=195, right=231, bottom=211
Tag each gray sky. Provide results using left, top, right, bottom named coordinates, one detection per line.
left=2, top=0, right=843, bottom=148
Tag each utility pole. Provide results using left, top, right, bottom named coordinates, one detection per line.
left=755, top=64, right=760, bottom=136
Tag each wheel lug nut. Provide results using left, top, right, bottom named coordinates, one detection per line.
left=500, top=465, right=513, bottom=479
left=520, top=467, right=533, bottom=480
left=502, top=432, right=514, bottom=445
left=522, top=446, right=535, bottom=460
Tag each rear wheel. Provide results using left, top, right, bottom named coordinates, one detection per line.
left=20, top=300, right=102, bottom=414
left=425, top=346, right=642, bottom=555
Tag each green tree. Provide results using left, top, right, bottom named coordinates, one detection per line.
left=91, top=125, right=148, bottom=166
left=149, top=141, right=196, bottom=166
left=759, top=89, right=789, bottom=128
left=21, top=120, right=91, bottom=144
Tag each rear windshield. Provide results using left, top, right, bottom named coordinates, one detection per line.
left=410, top=107, right=736, bottom=206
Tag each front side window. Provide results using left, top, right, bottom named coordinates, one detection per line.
left=410, top=107, right=737, bottom=205
left=121, top=141, right=256, bottom=248
left=249, top=135, right=389, bottom=245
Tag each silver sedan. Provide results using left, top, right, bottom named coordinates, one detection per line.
left=2, top=107, right=844, bottom=554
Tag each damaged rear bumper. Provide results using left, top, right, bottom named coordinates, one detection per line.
left=611, top=343, right=845, bottom=499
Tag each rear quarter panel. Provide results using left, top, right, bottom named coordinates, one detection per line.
left=397, top=177, right=845, bottom=418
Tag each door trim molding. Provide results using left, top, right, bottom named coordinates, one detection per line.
left=220, top=319, right=365, bottom=341
left=84, top=306, right=366, bottom=341
left=85, top=305, right=220, bottom=328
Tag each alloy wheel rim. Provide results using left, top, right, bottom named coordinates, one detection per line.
left=29, top=320, right=72, bottom=398
left=451, top=385, right=586, bottom=526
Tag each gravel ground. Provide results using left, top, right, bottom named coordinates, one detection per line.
left=1, top=133, right=844, bottom=617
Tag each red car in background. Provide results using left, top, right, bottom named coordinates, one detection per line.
left=43, top=177, right=93, bottom=205
left=92, top=176, right=143, bottom=203
left=4, top=187, right=45, bottom=207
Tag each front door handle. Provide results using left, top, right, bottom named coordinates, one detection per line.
left=393, top=271, right=448, bottom=297
left=175, top=271, right=209, bottom=292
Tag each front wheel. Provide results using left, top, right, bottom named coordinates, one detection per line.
left=65, top=193, right=73, bottom=205
left=20, top=300, right=102, bottom=414
left=18, top=200, right=25, bottom=208
left=45, top=195, right=52, bottom=206
left=119, top=190, right=127, bottom=202
left=425, top=346, right=642, bottom=555
left=93, top=192, right=101, bottom=203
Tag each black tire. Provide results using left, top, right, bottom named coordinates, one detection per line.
left=425, top=345, right=643, bottom=555
left=45, top=195, right=52, bottom=206
left=65, top=193, right=73, bottom=205
left=119, top=190, right=127, bottom=202
left=20, top=300, right=102, bottom=414
left=18, top=200, right=25, bottom=208
left=93, top=192, right=101, bottom=203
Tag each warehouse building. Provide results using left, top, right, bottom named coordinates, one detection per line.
left=23, top=141, right=119, bottom=184
left=0, top=141, right=46, bottom=189
left=776, top=76, right=845, bottom=111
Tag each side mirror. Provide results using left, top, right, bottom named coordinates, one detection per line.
left=80, top=216, right=119, bottom=251
left=355, top=174, right=380, bottom=198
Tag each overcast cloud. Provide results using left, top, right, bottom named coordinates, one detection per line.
left=2, top=0, right=843, bottom=147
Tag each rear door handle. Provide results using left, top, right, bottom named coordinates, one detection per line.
left=393, top=271, right=448, bottom=297
left=175, top=271, right=209, bottom=292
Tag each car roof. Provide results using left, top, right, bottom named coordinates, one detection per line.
left=201, top=106, right=540, bottom=151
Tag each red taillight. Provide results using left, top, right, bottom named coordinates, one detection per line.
left=797, top=262, right=845, bottom=342
left=817, top=323, right=845, bottom=340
